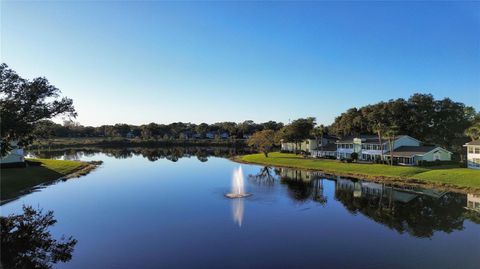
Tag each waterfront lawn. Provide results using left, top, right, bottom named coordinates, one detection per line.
left=1, top=158, right=88, bottom=201
left=241, top=152, right=480, bottom=188
left=413, top=169, right=480, bottom=189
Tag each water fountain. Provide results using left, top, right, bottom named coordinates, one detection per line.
left=225, top=166, right=251, bottom=198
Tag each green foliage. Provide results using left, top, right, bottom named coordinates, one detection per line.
left=330, top=93, right=477, bottom=152
left=248, top=130, right=277, bottom=157
left=0, top=63, right=76, bottom=156
left=280, top=117, right=316, bottom=147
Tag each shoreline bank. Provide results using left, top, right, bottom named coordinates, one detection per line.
left=233, top=153, right=480, bottom=194
left=1, top=159, right=102, bottom=204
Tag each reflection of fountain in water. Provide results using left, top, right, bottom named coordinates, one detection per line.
left=232, top=198, right=244, bottom=227
left=225, top=166, right=250, bottom=198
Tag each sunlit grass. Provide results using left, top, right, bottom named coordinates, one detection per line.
left=241, top=152, right=480, bottom=188
left=1, top=158, right=88, bottom=201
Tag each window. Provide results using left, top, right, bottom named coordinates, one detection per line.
left=469, top=147, right=474, bottom=154
left=476, top=147, right=480, bottom=154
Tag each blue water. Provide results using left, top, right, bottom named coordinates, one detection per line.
left=1, top=150, right=479, bottom=269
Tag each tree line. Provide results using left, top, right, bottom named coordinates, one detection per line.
left=1, top=63, right=479, bottom=158
left=32, top=120, right=284, bottom=140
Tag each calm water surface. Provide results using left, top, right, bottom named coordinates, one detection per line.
left=2, top=149, right=479, bottom=269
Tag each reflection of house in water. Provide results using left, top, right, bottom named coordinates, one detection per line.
left=466, top=194, right=480, bottom=212
left=279, top=168, right=324, bottom=182
left=335, top=178, right=446, bottom=203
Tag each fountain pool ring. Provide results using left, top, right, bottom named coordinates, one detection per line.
left=225, top=193, right=252, bottom=199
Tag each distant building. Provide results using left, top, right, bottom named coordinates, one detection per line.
left=205, top=132, right=215, bottom=139
left=464, top=140, right=480, bottom=169
left=0, top=141, right=25, bottom=168
left=126, top=131, right=135, bottom=139
left=281, top=135, right=337, bottom=153
left=220, top=132, right=229, bottom=139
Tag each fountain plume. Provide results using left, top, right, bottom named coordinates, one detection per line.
left=225, top=166, right=250, bottom=198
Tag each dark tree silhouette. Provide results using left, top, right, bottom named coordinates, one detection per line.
left=1, top=205, right=77, bottom=269
left=0, top=63, right=76, bottom=156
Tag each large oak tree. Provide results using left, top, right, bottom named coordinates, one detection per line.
left=0, top=64, right=76, bottom=156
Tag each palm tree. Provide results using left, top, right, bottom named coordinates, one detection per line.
left=312, top=125, right=326, bottom=157
left=372, top=122, right=387, bottom=162
left=465, top=123, right=480, bottom=141
left=385, top=125, right=399, bottom=165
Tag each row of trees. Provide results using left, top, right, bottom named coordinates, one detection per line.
left=329, top=94, right=479, bottom=154
left=33, top=120, right=285, bottom=140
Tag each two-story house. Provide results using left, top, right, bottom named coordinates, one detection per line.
left=464, top=139, right=480, bottom=169
left=335, top=135, right=452, bottom=165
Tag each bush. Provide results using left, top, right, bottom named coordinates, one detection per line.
left=346, top=158, right=353, bottom=163
left=350, top=152, right=359, bottom=162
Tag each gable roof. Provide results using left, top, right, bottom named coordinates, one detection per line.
left=465, top=139, right=480, bottom=146
left=336, top=134, right=418, bottom=144
left=318, top=143, right=337, bottom=152
left=385, top=146, right=451, bottom=157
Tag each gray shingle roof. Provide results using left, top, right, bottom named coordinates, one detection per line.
left=385, top=146, right=438, bottom=157
left=465, top=139, right=480, bottom=146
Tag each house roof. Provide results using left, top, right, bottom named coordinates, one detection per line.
left=465, top=139, right=480, bottom=146
left=336, top=135, right=413, bottom=144
left=385, top=146, right=447, bottom=157
left=318, top=143, right=337, bottom=152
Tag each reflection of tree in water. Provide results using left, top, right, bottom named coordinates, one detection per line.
left=248, top=167, right=277, bottom=186
left=335, top=188, right=470, bottom=238
left=29, top=146, right=253, bottom=163
left=1, top=206, right=77, bottom=269
left=279, top=169, right=327, bottom=205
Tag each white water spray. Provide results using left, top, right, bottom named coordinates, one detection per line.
left=225, top=166, right=250, bottom=199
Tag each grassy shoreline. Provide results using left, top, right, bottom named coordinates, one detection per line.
left=1, top=158, right=100, bottom=203
left=237, top=152, right=480, bottom=193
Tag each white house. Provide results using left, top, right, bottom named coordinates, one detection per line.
left=0, top=141, right=25, bottom=168
left=336, top=135, right=422, bottom=161
left=464, top=140, right=480, bottom=169
left=328, top=134, right=451, bottom=165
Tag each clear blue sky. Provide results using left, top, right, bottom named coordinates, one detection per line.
left=2, top=1, right=479, bottom=126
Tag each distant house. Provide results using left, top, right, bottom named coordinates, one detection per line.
left=220, top=132, right=229, bottom=139
left=281, top=135, right=337, bottom=153
left=126, top=131, right=135, bottom=139
left=464, top=140, right=480, bottom=169
left=0, top=141, right=25, bottom=168
left=205, top=132, right=215, bottom=139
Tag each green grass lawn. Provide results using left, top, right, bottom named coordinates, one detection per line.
left=241, top=152, right=480, bottom=189
left=1, top=158, right=88, bottom=201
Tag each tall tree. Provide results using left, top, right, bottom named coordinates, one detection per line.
left=281, top=118, right=315, bottom=153
left=0, top=64, right=76, bottom=156
left=248, top=130, right=277, bottom=157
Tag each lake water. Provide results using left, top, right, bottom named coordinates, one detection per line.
left=2, top=148, right=479, bottom=269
